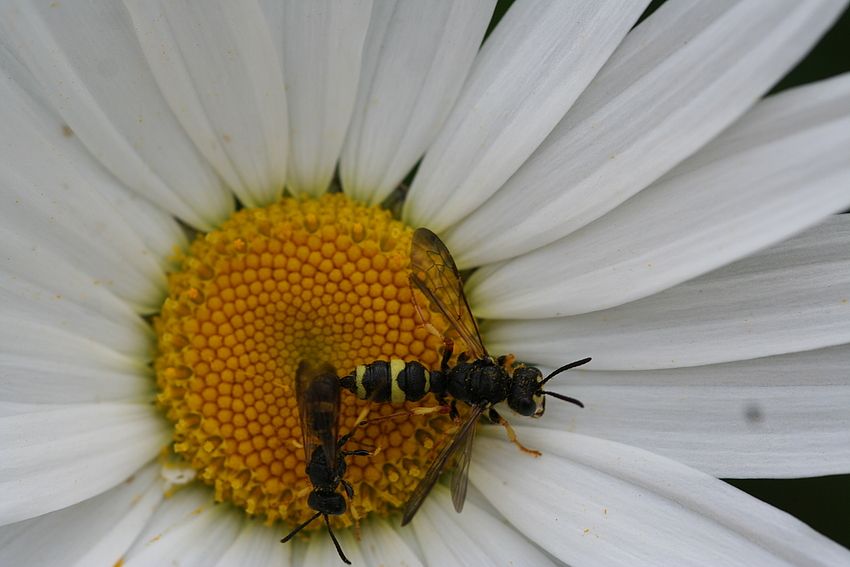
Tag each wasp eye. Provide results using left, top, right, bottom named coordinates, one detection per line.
left=514, top=397, right=537, bottom=417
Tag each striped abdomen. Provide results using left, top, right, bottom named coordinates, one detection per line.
left=340, top=360, right=440, bottom=404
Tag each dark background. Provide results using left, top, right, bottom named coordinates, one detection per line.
left=486, top=0, right=850, bottom=550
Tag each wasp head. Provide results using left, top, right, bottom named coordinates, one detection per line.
left=510, top=358, right=591, bottom=416
left=308, top=490, right=347, bottom=516
left=507, top=365, right=546, bottom=417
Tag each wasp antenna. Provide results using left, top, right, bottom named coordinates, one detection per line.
left=281, top=510, right=322, bottom=543
left=539, top=357, right=592, bottom=386
left=324, top=514, right=352, bottom=565
left=543, top=391, right=584, bottom=408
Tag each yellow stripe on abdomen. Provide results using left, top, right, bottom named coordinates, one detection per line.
left=390, top=359, right=407, bottom=404
left=355, top=365, right=367, bottom=400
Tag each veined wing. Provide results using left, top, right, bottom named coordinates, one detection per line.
left=295, top=359, right=340, bottom=468
left=400, top=403, right=486, bottom=526
left=449, top=407, right=478, bottom=514
left=409, top=228, right=486, bottom=360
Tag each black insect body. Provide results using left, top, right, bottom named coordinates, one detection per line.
left=340, top=343, right=585, bottom=421
left=281, top=361, right=370, bottom=565
left=340, top=228, right=590, bottom=525
left=341, top=358, right=441, bottom=405
left=444, top=354, right=511, bottom=412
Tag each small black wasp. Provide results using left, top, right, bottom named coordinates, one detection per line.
left=281, top=360, right=370, bottom=564
left=339, top=227, right=590, bottom=525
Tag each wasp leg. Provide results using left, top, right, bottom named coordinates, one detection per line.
left=488, top=408, right=541, bottom=457
left=341, top=479, right=363, bottom=542
left=442, top=399, right=463, bottom=428
left=342, top=449, right=371, bottom=458
left=358, top=404, right=451, bottom=427
left=353, top=403, right=374, bottom=432
left=412, top=296, right=451, bottom=347
left=498, top=353, right=516, bottom=369
left=440, top=338, right=455, bottom=373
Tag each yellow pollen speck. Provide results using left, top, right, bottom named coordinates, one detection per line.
left=154, top=193, right=451, bottom=533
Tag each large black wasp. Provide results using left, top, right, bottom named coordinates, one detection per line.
left=281, top=360, right=370, bottom=564
left=339, top=227, right=590, bottom=525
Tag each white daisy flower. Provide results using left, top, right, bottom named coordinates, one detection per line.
left=1, top=1, right=849, bottom=566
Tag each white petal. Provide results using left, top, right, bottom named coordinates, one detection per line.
left=122, top=485, right=242, bottom=567
left=531, top=344, right=850, bottom=478
left=256, top=1, right=371, bottom=198
left=1, top=243, right=155, bottom=359
left=484, top=215, right=850, bottom=369
left=412, top=484, right=558, bottom=567
left=449, top=0, right=849, bottom=266
left=97, top=184, right=188, bottom=274
left=0, top=403, right=170, bottom=525
left=472, top=428, right=850, bottom=567
left=0, top=1, right=234, bottom=230
left=213, top=519, right=290, bottom=567
left=0, top=58, right=191, bottom=266
left=469, top=73, right=850, bottom=317
left=302, top=526, right=367, bottom=566
left=125, top=0, right=288, bottom=208
left=0, top=461, right=162, bottom=567
left=0, top=319, right=152, bottom=404
left=358, top=518, right=424, bottom=566
left=0, top=88, right=177, bottom=312
left=403, top=0, right=650, bottom=231
left=340, top=0, right=496, bottom=206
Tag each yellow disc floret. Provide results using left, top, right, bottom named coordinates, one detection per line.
left=154, top=193, right=450, bottom=530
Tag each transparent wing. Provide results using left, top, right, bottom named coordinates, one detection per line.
left=409, top=228, right=486, bottom=360
left=400, top=404, right=486, bottom=526
left=449, top=412, right=477, bottom=514
left=295, top=359, right=340, bottom=467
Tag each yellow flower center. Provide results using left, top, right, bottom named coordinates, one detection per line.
left=154, top=193, right=451, bottom=531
